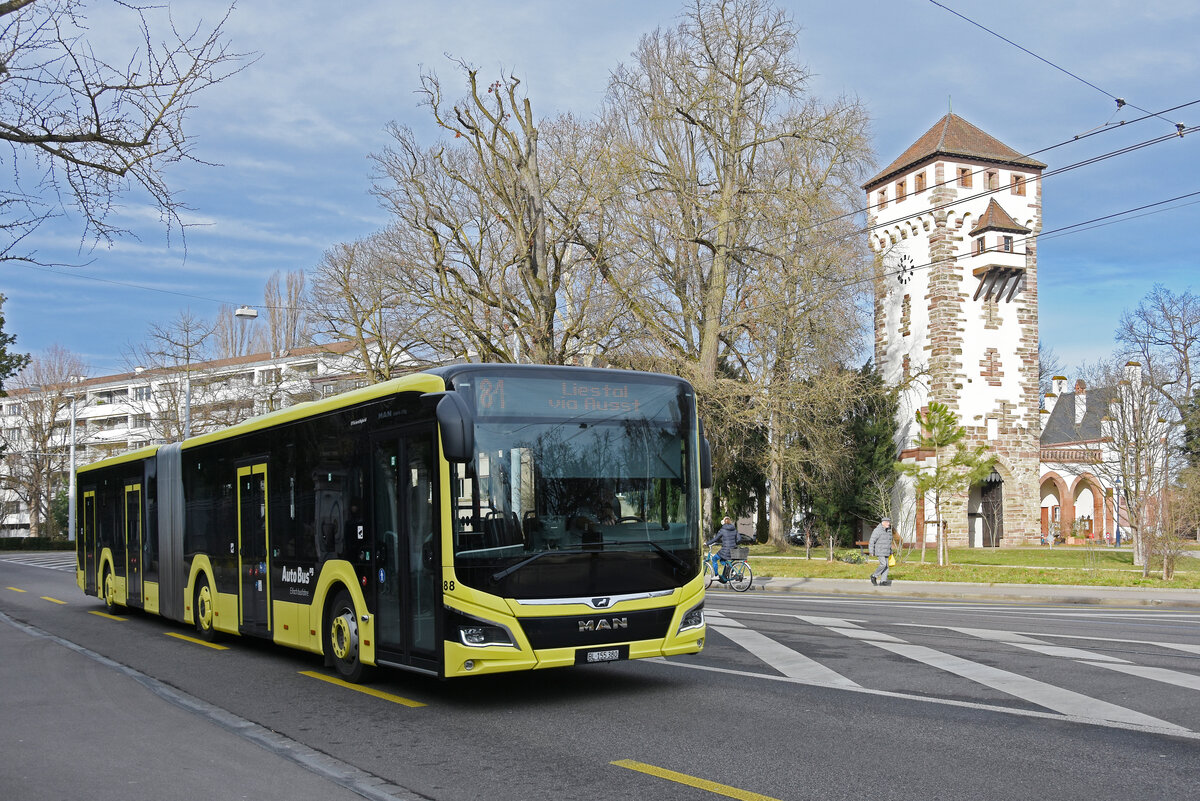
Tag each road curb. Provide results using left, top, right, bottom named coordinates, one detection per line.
left=738, top=576, right=1200, bottom=608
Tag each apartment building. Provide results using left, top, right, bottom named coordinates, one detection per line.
left=0, top=341, right=367, bottom=537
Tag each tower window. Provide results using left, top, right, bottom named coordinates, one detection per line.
left=1011, top=174, right=1026, bottom=195
left=914, top=172, right=926, bottom=193
left=877, top=190, right=887, bottom=210
left=957, top=167, right=973, bottom=188
left=975, top=237, right=986, bottom=255
left=895, top=179, right=906, bottom=202
left=1002, top=235, right=1014, bottom=252
left=986, top=170, right=998, bottom=190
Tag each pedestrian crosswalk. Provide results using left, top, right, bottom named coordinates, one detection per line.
left=0, top=553, right=77, bottom=572
left=675, top=608, right=1200, bottom=737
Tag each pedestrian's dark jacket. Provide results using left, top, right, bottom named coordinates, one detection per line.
left=868, top=523, right=893, bottom=557
left=707, top=522, right=740, bottom=559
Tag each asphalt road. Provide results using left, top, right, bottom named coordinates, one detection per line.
left=2, top=554, right=1199, bottom=801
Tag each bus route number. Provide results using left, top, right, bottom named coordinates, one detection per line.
left=477, top=379, right=505, bottom=413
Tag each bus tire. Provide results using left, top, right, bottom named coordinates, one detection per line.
left=102, top=566, right=119, bottom=614
left=326, top=588, right=369, bottom=683
left=194, top=576, right=220, bottom=642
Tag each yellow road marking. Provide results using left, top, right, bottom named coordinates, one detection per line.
left=165, top=631, right=230, bottom=650
left=88, top=610, right=127, bottom=621
left=6, top=586, right=27, bottom=592
left=612, top=759, right=781, bottom=801
left=40, top=596, right=67, bottom=605
left=299, top=671, right=426, bottom=707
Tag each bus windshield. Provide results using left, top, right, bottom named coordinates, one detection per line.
left=450, top=373, right=699, bottom=599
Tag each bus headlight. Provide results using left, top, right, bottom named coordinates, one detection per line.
left=449, top=608, right=520, bottom=649
left=678, top=602, right=704, bottom=634
left=459, top=624, right=514, bottom=648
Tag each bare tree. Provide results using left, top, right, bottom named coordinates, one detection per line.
left=259, top=270, right=311, bottom=354
left=601, top=0, right=874, bottom=532
left=1116, top=285, right=1200, bottom=466
left=123, top=309, right=214, bottom=440
left=604, top=0, right=852, bottom=386
left=1163, top=466, right=1200, bottom=580
left=1039, top=339, right=1065, bottom=400
left=1076, top=359, right=1177, bottom=572
left=0, top=0, right=249, bottom=260
left=0, top=345, right=88, bottom=537
left=370, top=65, right=622, bottom=365
left=308, top=238, right=424, bottom=382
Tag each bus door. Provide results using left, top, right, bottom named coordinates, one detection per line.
left=237, top=463, right=271, bottom=635
left=82, top=490, right=97, bottom=594
left=125, top=483, right=143, bottom=606
left=370, top=425, right=438, bottom=671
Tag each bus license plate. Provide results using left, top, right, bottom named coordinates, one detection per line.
left=577, top=646, right=628, bottom=665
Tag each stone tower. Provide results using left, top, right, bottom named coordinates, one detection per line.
left=866, top=114, right=1044, bottom=547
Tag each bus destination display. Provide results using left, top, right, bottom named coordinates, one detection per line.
left=468, top=375, right=680, bottom=421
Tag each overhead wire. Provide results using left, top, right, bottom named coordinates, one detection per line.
left=17, top=100, right=1196, bottom=318
left=765, top=102, right=1200, bottom=254
left=926, top=0, right=1186, bottom=132
left=723, top=187, right=1200, bottom=328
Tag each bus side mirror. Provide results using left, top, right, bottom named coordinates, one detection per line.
left=699, top=424, right=713, bottom=489
left=435, top=393, right=475, bottom=463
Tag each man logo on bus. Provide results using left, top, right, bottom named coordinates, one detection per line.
left=578, top=617, right=628, bottom=632
left=591, top=597, right=612, bottom=608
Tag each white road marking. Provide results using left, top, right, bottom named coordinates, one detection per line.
left=873, top=641, right=1182, bottom=730
left=706, top=613, right=858, bottom=688
left=709, top=626, right=860, bottom=688
left=0, top=554, right=77, bottom=572
left=1080, top=661, right=1200, bottom=692
left=654, top=658, right=1199, bottom=741
left=945, top=627, right=1129, bottom=662
left=793, top=615, right=1185, bottom=732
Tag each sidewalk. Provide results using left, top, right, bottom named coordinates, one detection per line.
left=738, top=576, right=1200, bottom=608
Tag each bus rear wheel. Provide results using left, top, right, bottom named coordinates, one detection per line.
left=326, top=589, right=369, bottom=683
left=194, top=577, right=219, bottom=642
left=102, top=568, right=119, bottom=613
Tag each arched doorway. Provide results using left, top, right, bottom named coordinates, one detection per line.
left=968, top=468, right=1005, bottom=547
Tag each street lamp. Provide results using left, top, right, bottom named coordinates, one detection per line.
left=235, top=305, right=259, bottom=320
left=67, top=393, right=76, bottom=542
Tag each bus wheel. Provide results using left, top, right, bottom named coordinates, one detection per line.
left=327, top=589, right=367, bottom=683
left=102, top=568, right=118, bottom=614
left=194, top=577, right=219, bottom=642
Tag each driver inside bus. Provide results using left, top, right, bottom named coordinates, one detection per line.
left=572, top=487, right=619, bottom=527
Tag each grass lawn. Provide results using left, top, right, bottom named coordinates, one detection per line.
left=743, top=543, right=1200, bottom=589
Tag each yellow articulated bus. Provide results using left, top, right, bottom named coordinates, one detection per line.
left=77, top=364, right=711, bottom=680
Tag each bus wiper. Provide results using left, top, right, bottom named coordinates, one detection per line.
left=492, top=550, right=582, bottom=582
left=490, top=541, right=634, bottom=582
left=646, top=539, right=687, bottom=570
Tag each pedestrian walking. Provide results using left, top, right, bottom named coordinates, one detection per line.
left=868, top=517, right=894, bottom=586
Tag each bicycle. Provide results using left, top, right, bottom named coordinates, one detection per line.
left=703, top=546, right=753, bottom=592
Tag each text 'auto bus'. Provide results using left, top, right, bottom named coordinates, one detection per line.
left=76, top=363, right=712, bottom=680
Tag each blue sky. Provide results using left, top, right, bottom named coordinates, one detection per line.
left=4, top=0, right=1198, bottom=376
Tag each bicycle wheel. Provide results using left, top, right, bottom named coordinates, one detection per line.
left=727, top=560, right=753, bottom=592
left=703, top=555, right=716, bottom=588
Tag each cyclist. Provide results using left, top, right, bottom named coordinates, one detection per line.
left=706, top=516, right=739, bottom=583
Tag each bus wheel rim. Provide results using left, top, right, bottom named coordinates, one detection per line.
left=104, top=573, right=114, bottom=606
left=332, top=612, right=357, bottom=661
left=197, top=586, right=213, bottom=630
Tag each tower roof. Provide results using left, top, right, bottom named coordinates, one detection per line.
left=970, top=198, right=1032, bottom=235
left=864, top=113, right=1047, bottom=190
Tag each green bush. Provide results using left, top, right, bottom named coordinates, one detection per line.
left=0, top=537, right=73, bottom=551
